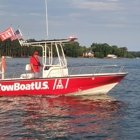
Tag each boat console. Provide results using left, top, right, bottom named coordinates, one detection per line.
left=18, top=38, right=76, bottom=78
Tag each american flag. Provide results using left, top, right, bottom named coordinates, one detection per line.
left=11, top=29, right=22, bottom=41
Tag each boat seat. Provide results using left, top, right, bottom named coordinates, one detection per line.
left=25, top=64, right=31, bottom=70
left=20, top=64, right=34, bottom=79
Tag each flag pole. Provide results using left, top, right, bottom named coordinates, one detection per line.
left=45, top=0, right=49, bottom=40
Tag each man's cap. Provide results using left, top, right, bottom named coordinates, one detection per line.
left=34, top=51, right=38, bottom=55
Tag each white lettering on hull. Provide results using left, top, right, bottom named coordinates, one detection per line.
left=53, top=78, right=69, bottom=90
left=0, top=81, right=49, bottom=92
left=0, top=79, right=69, bottom=92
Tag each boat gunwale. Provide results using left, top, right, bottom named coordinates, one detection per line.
left=0, top=72, right=128, bottom=82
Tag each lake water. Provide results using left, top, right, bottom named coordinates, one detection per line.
left=0, top=58, right=140, bottom=140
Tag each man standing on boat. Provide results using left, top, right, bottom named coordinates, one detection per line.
left=30, top=51, right=42, bottom=78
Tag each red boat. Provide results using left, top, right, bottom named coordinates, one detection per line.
left=0, top=38, right=128, bottom=96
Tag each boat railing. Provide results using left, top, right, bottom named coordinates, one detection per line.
left=2, top=70, right=26, bottom=79
left=0, top=64, right=126, bottom=80
left=68, top=65, right=125, bottom=75
left=45, top=64, right=125, bottom=77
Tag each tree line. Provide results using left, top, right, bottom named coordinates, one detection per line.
left=0, top=38, right=139, bottom=58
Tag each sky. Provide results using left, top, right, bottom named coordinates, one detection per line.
left=0, top=0, right=140, bottom=51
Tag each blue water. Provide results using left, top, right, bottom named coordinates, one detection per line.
left=0, top=58, right=140, bottom=140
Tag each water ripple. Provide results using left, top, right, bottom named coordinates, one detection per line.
left=0, top=95, right=128, bottom=140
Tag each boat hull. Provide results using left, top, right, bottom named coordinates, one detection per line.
left=0, top=73, right=127, bottom=96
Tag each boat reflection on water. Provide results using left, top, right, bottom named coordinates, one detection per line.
left=0, top=95, right=127, bottom=139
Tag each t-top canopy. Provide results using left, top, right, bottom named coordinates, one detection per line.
left=19, top=37, right=77, bottom=47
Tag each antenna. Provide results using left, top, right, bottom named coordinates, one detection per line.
left=45, top=0, right=49, bottom=40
